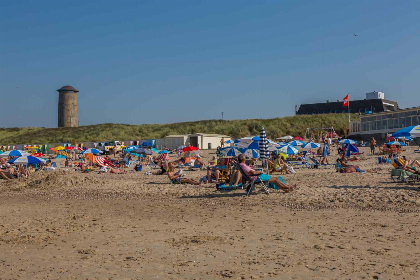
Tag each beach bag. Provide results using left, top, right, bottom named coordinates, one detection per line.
left=134, top=164, right=142, bottom=171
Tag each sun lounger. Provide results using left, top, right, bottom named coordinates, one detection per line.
left=390, top=169, right=412, bottom=183
left=232, top=160, right=269, bottom=196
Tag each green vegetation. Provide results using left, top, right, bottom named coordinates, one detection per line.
left=0, top=114, right=356, bottom=145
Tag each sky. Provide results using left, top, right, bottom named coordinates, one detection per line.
left=1, top=0, right=420, bottom=128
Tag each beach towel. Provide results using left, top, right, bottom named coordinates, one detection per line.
left=95, top=156, right=107, bottom=167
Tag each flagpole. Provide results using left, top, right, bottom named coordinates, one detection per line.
left=348, top=94, right=351, bottom=134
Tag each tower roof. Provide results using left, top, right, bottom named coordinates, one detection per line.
left=57, top=85, right=79, bottom=92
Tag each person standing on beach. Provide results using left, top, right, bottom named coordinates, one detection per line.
left=220, top=137, right=225, bottom=148
left=370, top=137, right=376, bottom=155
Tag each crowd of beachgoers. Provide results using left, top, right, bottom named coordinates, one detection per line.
left=2, top=132, right=420, bottom=193
left=1, top=132, right=420, bottom=279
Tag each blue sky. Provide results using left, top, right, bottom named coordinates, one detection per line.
left=1, top=0, right=419, bottom=127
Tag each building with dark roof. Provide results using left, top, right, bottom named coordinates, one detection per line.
left=349, top=106, right=420, bottom=143
left=296, top=91, right=399, bottom=115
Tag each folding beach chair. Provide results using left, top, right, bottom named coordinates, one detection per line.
left=232, top=160, right=269, bottom=196
left=390, top=169, right=411, bottom=183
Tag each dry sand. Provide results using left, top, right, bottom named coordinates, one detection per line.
left=1, top=146, right=419, bottom=279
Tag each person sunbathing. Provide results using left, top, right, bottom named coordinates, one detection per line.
left=167, top=163, right=201, bottom=185
left=109, top=168, right=126, bottom=174
left=402, top=156, right=420, bottom=169
left=237, top=154, right=296, bottom=193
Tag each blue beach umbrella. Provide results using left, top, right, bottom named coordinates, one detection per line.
left=0, top=150, right=30, bottom=158
left=278, top=144, right=299, bottom=155
left=339, top=139, right=356, bottom=145
left=125, top=145, right=139, bottom=150
left=386, top=141, right=406, bottom=146
left=238, top=148, right=259, bottom=158
left=219, top=147, right=242, bottom=157
left=301, top=142, right=321, bottom=149
left=159, top=150, right=170, bottom=154
left=289, top=140, right=305, bottom=147
left=344, top=144, right=359, bottom=158
left=392, top=125, right=420, bottom=139
left=8, top=155, right=43, bottom=165
left=151, top=148, right=159, bottom=153
left=80, top=148, right=102, bottom=155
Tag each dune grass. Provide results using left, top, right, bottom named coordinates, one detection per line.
left=0, top=114, right=355, bottom=145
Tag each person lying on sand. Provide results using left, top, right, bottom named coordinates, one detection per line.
left=238, top=154, right=296, bottom=193
left=109, top=168, right=127, bottom=174
left=167, top=163, right=201, bottom=185
left=0, top=170, right=17, bottom=180
left=337, top=165, right=377, bottom=173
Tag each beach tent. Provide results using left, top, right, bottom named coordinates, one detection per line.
left=344, top=144, right=359, bottom=158
left=84, top=153, right=96, bottom=163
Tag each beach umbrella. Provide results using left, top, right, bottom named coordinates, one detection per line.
left=159, top=150, right=170, bottom=154
left=57, top=151, right=71, bottom=158
left=220, top=147, right=242, bottom=157
left=80, top=148, right=102, bottom=155
left=344, top=144, right=359, bottom=158
left=278, top=135, right=293, bottom=140
left=151, top=148, right=159, bottom=153
left=176, top=145, right=186, bottom=151
left=125, top=145, right=139, bottom=150
left=142, top=142, right=152, bottom=147
left=301, top=142, right=320, bottom=149
left=386, top=141, right=406, bottom=146
left=9, top=155, right=42, bottom=165
left=289, top=140, right=305, bottom=146
left=392, top=125, right=420, bottom=139
left=238, top=148, right=259, bottom=158
left=259, top=127, right=269, bottom=159
left=184, top=150, right=200, bottom=157
left=278, top=144, right=299, bottom=155
left=182, top=146, right=199, bottom=152
left=0, top=150, right=30, bottom=158
left=131, top=148, right=152, bottom=155
left=339, top=139, right=356, bottom=145
left=293, top=136, right=304, bottom=140
left=55, top=146, right=66, bottom=150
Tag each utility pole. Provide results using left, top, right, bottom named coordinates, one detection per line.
left=221, top=112, right=224, bottom=120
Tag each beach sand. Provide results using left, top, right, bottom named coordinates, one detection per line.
left=1, top=147, right=419, bottom=279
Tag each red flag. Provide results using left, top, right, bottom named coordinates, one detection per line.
left=343, top=94, right=349, bottom=107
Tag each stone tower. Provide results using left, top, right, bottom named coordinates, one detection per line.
left=57, top=85, right=78, bottom=127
